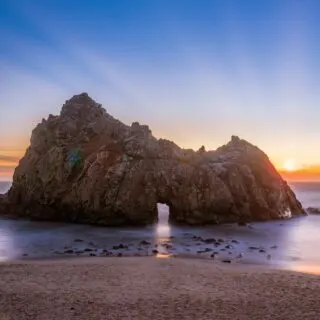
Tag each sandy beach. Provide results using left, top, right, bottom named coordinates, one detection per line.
left=0, top=257, right=319, bottom=320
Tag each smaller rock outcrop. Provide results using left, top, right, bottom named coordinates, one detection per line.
left=306, top=207, right=320, bottom=214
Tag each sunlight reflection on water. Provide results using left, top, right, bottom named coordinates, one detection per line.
left=0, top=223, right=15, bottom=261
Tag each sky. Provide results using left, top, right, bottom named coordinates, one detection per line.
left=1, top=0, right=320, bottom=181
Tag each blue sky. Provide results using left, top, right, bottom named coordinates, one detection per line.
left=1, top=0, right=320, bottom=179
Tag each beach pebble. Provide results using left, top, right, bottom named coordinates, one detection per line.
left=203, top=238, right=216, bottom=244
left=112, top=244, right=128, bottom=250
left=152, top=249, right=158, bottom=255
left=140, top=240, right=151, bottom=245
left=64, top=249, right=74, bottom=254
left=259, top=249, right=266, bottom=253
left=231, top=240, right=239, bottom=244
left=222, top=259, right=231, bottom=263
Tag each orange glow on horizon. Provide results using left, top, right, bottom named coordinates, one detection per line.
left=1, top=146, right=320, bottom=182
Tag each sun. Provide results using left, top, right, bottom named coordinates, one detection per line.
left=283, top=159, right=297, bottom=172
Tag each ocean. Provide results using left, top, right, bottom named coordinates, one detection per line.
left=0, top=181, right=319, bottom=274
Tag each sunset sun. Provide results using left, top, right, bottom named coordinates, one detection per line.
left=283, top=159, right=297, bottom=172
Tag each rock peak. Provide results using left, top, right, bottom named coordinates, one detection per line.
left=63, top=92, right=98, bottom=108
left=60, top=93, right=104, bottom=120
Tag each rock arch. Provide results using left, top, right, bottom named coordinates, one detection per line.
left=1, top=93, right=306, bottom=225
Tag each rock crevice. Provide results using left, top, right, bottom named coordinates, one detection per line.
left=0, top=93, right=306, bottom=225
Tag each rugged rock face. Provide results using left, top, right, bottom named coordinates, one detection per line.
left=0, top=93, right=306, bottom=225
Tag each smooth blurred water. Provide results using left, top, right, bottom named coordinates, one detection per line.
left=0, top=181, right=319, bottom=274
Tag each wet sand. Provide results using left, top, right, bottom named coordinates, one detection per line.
left=0, top=257, right=319, bottom=320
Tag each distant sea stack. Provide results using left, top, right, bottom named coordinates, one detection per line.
left=0, top=93, right=306, bottom=225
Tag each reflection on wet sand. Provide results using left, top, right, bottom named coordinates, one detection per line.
left=155, top=203, right=172, bottom=258
left=286, top=264, right=320, bottom=275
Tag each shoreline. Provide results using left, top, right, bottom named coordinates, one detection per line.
left=0, top=257, right=319, bottom=319
left=8, top=250, right=320, bottom=276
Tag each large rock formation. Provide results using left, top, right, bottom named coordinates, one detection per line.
left=0, top=93, right=306, bottom=225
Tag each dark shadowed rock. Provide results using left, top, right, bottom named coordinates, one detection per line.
left=0, top=93, right=306, bottom=225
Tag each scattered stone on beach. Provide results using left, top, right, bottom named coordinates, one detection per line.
left=222, top=259, right=231, bottom=263
left=74, top=239, right=84, bottom=243
left=236, top=253, right=243, bottom=258
left=231, top=240, right=239, bottom=244
left=88, top=242, right=97, bottom=247
left=249, top=246, right=260, bottom=250
left=225, top=244, right=232, bottom=249
left=220, top=248, right=226, bottom=251
left=140, top=240, right=151, bottom=246
left=84, top=248, right=93, bottom=252
left=218, top=239, right=224, bottom=243
left=203, top=238, right=216, bottom=244
left=259, top=249, right=266, bottom=253
left=270, top=245, right=278, bottom=249
left=152, top=249, right=158, bottom=255
left=204, top=248, right=212, bottom=252
left=89, top=253, right=96, bottom=257
left=210, top=253, right=217, bottom=258
left=112, top=244, right=128, bottom=250
left=64, top=249, right=74, bottom=254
